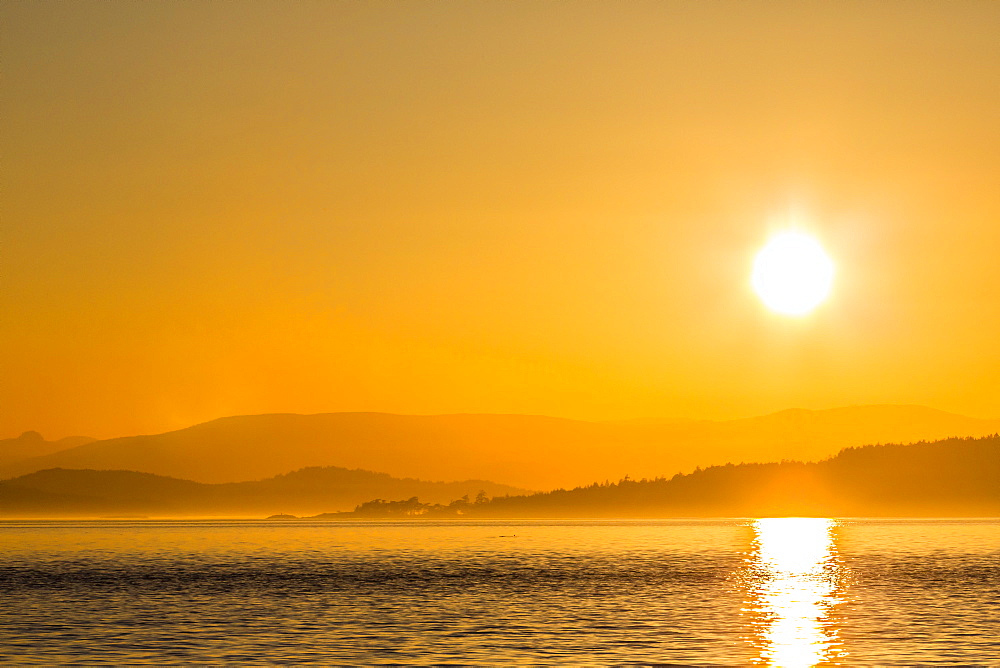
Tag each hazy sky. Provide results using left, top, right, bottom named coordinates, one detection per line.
left=4, top=1, right=999, bottom=439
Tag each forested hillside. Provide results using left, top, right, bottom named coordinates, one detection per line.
left=337, top=435, right=1000, bottom=518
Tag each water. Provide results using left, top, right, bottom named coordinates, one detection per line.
left=0, top=519, right=997, bottom=665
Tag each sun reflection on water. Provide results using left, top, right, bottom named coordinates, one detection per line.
left=742, top=518, right=847, bottom=667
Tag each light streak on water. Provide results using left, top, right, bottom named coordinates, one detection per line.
left=743, top=518, right=848, bottom=667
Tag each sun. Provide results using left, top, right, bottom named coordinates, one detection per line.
left=751, top=232, right=835, bottom=316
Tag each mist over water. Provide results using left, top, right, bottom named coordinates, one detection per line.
left=1, top=519, right=997, bottom=665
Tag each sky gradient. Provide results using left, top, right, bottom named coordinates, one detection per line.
left=4, top=1, right=999, bottom=439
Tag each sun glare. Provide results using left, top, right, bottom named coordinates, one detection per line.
left=743, top=518, right=847, bottom=666
left=752, top=232, right=835, bottom=316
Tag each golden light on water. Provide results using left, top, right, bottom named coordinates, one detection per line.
left=742, top=518, right=847, bottom=667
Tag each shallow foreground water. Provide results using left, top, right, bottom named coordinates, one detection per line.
left=0, top=518, right=997, bottom=665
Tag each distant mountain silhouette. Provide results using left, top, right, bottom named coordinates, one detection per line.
left=2, top=406, right=998, bottom=490
left=338, top=435, right=1000, bottom=518
left=0, top=466, right=527, bottom=518
left=0, top=431, right=95, bottom=468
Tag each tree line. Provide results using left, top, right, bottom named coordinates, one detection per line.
left=328, top=434, right=1000, bottom=518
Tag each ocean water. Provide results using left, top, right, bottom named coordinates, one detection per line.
left=0, top=518, right=997, bottom=665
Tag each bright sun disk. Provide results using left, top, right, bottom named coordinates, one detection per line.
left=752, top=232, right=835, bottom=316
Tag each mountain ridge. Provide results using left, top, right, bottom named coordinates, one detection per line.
left=3, top=405, right=998, bottom=490
left=0, top=465, right=528, bottom=518
left=0, top=432, right=96, bottom=468
left=4, top=435, right=997, bottom=519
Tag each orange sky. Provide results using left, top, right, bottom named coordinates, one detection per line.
left=4, top=1, right=999, bottom=439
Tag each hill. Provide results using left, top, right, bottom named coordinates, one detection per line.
left=385, top=435, right=997, bottom=518
left=0, top=466, right=527, bottom=518
left=0, top=431, right=95, bottom=468
left=2, top=406, right=999, bottom=490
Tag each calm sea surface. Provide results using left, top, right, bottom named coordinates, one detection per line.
left=0, top=518, right=997, bottom=665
